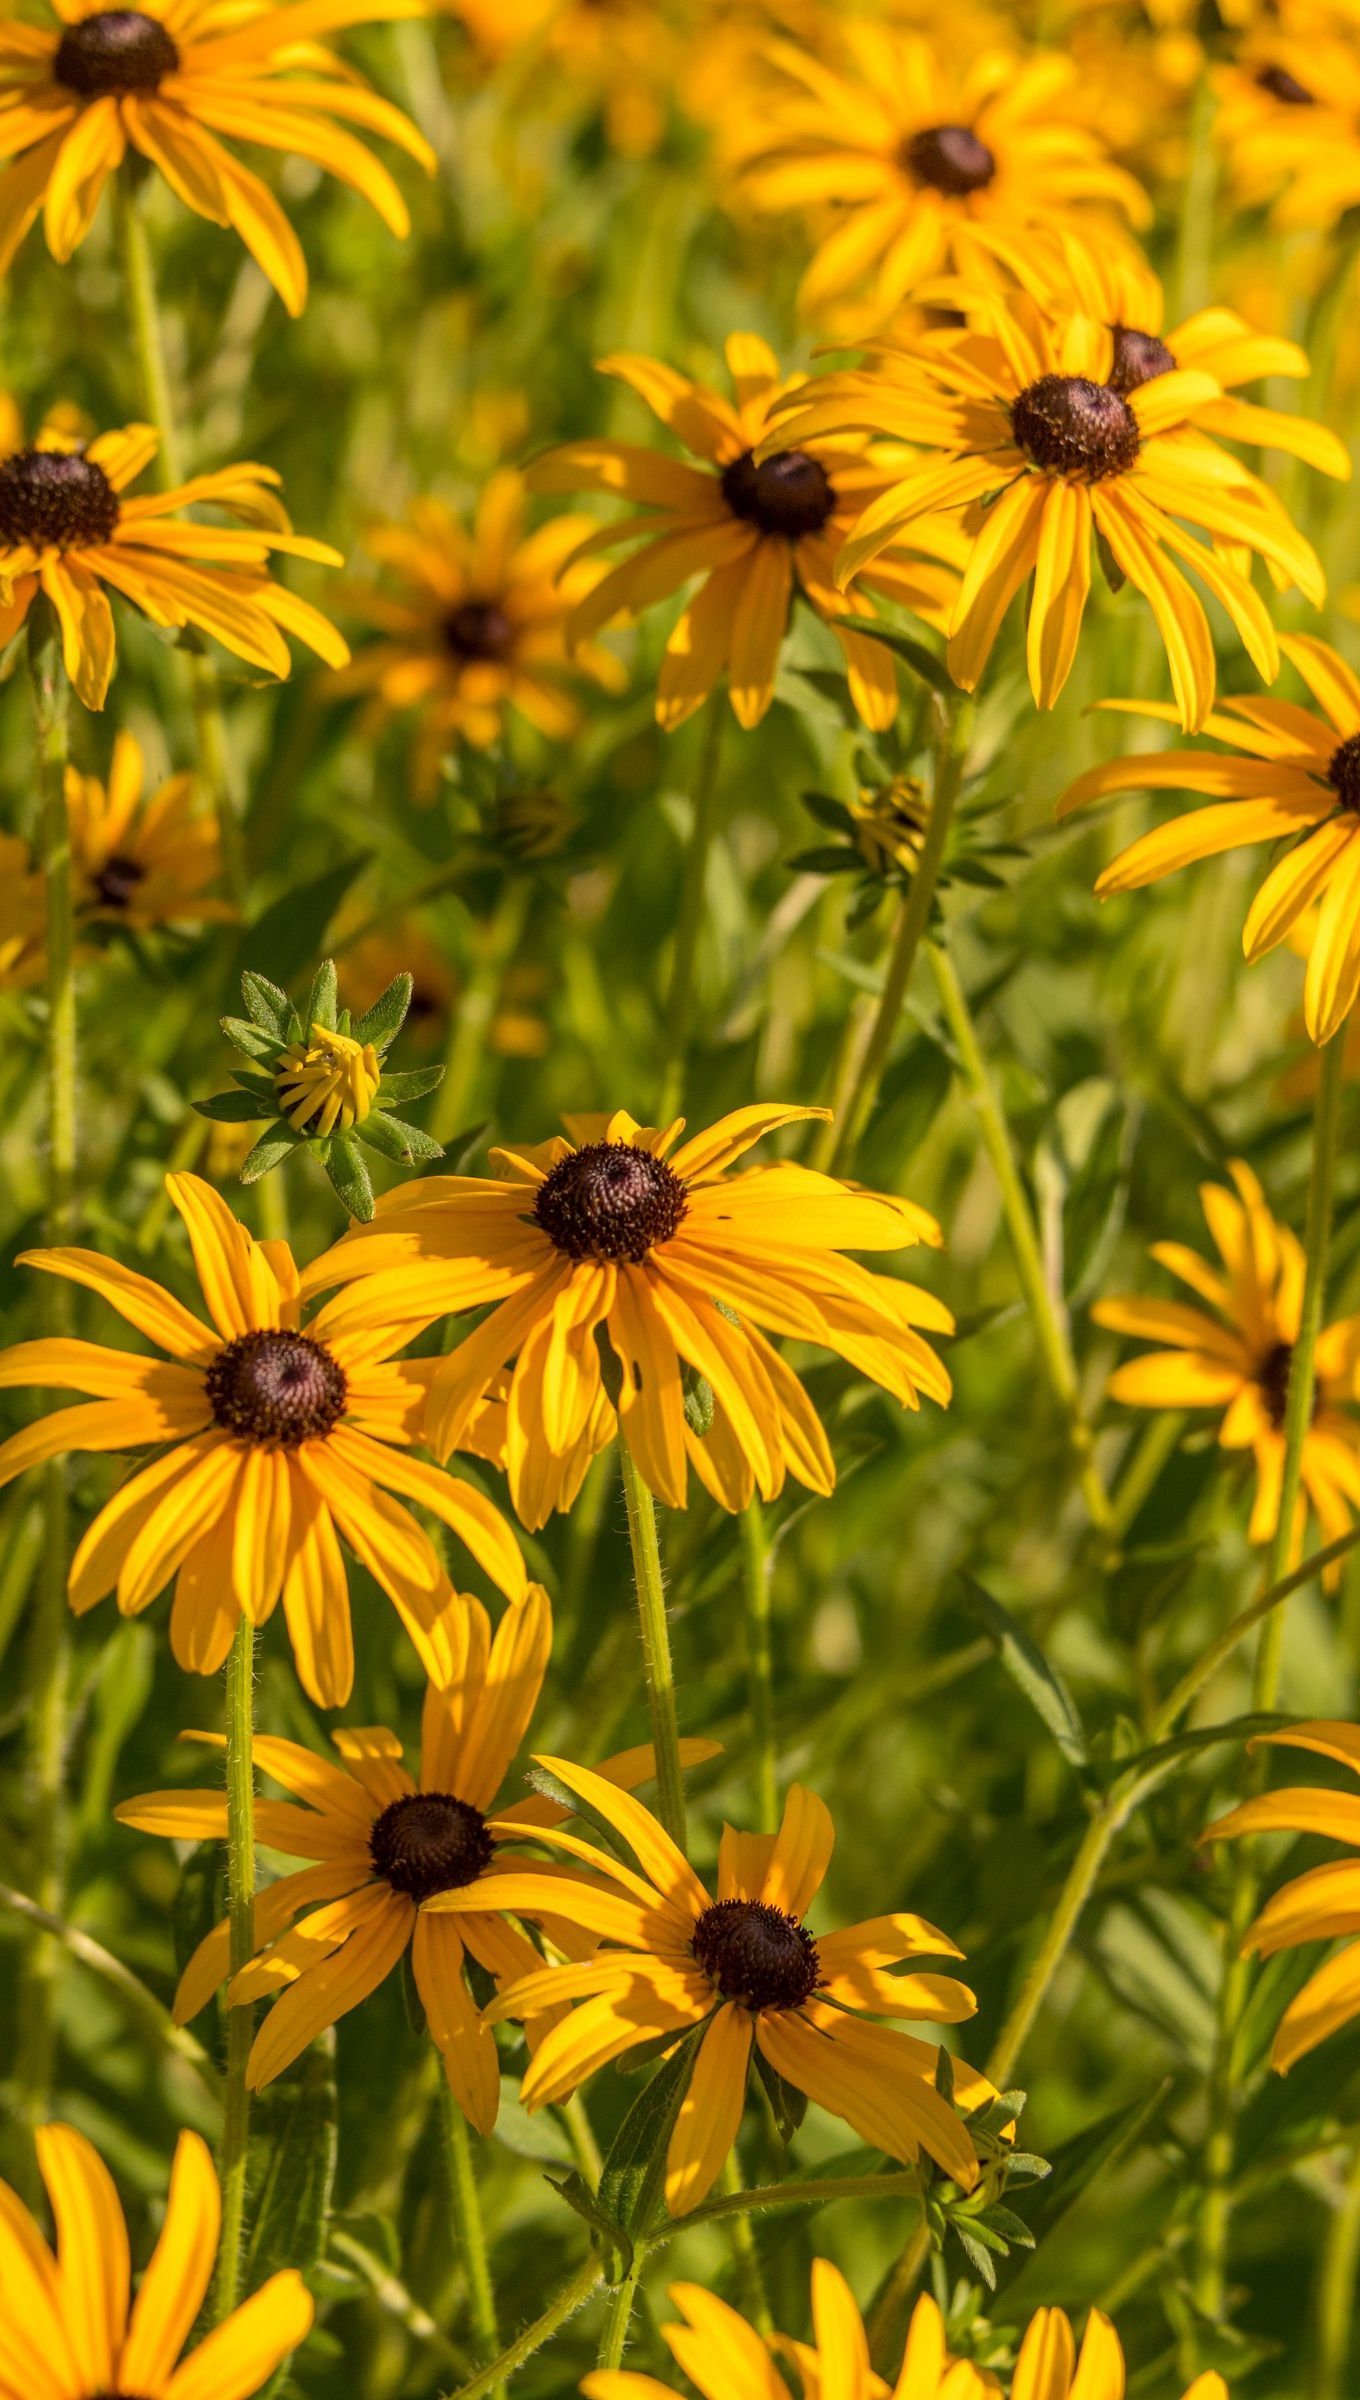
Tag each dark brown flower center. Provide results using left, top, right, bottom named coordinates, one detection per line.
left=1255, top=63, right=1314, bottom=104
left=533, top=1140, right=688, bottom=1263
left=1258, top=1340, right=1295, bottom=1429
left=0, top=449, right=120, bottom=550
left=54, top=8, right=180, bottom=97
left=691, top=1898, right=820, bottom=2011
left=1011, top=375, right=1140, bottom=482
left=368, top=1792, right=494, bottom=1900
left=1107, top=325, right=1178, bottom=394
left=903, top=122, right=996, bottom=197
left=206, top=1329, right=347, bottom=1448
left=721, top=448, right=835, bottom=540
left=444, top=600, right=515, bottom=661
left=1329, top=732, right=1360, bottom=810
left=90, top=853, right=146, bottom=909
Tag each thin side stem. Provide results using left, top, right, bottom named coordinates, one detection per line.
left=984, top=1805, right=1120, bottom=2091
left=443, top=2087, right=502, bottom=2391
left=825, top=693, right=971, bottom=1177
left=929, top=939, right=1113, bottom=1538
left=1317, top=2139, right=1360, bottom=2400
left=443, top=2258, right=601, bottom=2400
left=18, top=600, right=74, bottom=2123
left=617, top=1430, right=687, bottom=1850
left=595, top=2259, right=644, bottom=2371
left=658, top=695, right=725, bottom=1124
left=740, top=1498, right=777, bottom=1832
left=0, top=1883, right=220, bottom=2102
left=717, top=2153, right=773, bottom=2332
left=214, top=1618, right=257, bottom=2321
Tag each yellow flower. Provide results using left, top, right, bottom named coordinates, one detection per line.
left=529, top=333, right=970, bottom=732
left=0, top=417, right=348, bottom=709
left=300, top=1102, right=954, bottom=1525
left=0, top=0, right=435, bottom=315
left=849, top=776, right=930, bottom=876
left=987, top=2308, right=1223, bottom=2400
left=1212, top=22, right=1360, bottom=227
left=339, top=467, right=626, bottom=794
left=275, top=1023, right=383, bottom=1135
left=777, top=290, right=1325, bottom=732
left=582, top=2270, right=998, bottom=2400
left=1203, top=1721, right=1360, bottom=2072
left=69, top=728, right=233, bottom=932
left=0, top=2121, right=312, bottom=2400
left=1093, top=1160, right=1360, bottom=1564
left=1060, top=636, right=1360, bottom=1045
left=440, top=1765, right=981, bottom=2215
left=116, top=1583, right=722, bottom=2111
left=730, top=25, right=1148, bottom=319
left=0, top=1171, right=525, bottom=1705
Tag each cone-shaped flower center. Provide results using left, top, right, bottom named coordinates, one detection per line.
left=903, top=122, right=996, bottom=196
left=691, top=1898, right=820, bottom=2010
left=90, top=853, right=146, bottom=908
left=1255, top=63, right=1314, bottom=104
left=444, top=600, right=516, bottom=661
left=533, top=1140, right=688, bottom=1263
left=1107, top=325, right=1178, bottom=394
left=206, top=1329, right=348, bottom=1448
left=1329, top=732, right=1360, bottom=810
left=1011, top=375, right=1140, bottom=482
left=1258, top=1340, right=1296, bottom=1429
left=54, top=9, right=180, bottom=96
left=369, top=1792, right=495, bottom=1899
left=721, top=448, right=835, bottom=540
left=0, top=449, right=120, bottom=550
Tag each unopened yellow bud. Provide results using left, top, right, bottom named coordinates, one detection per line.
left=849, top=778, right=929, bottom=878
left=275, top=1025, right=382, bottom=1138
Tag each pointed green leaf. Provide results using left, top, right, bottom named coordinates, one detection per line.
left=239, top=1126, right=306, bottom=1184
left=241, top=971, right=292, bottom=1035
left=351, top=973, right=414, bottom=1052
left=960, top=1575, right=1088, bottom=1770
left=194, top=1091, right=271, bottom=1124
left=323, top=1130, right=375, bottom=1221
left=306, top=959, right=339, bottom=1034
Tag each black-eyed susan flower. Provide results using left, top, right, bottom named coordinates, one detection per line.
left=582, top=2269, right=999, bottom=2400
left=0, top=418, right=347, bottom=709
left=528, top=334, right=969, bottom=732
left=1203, top=1721, right=1360, bottom=2072
left=989, top=2307, right=1224, bottom=2400
left=69, top=728, right=233, bottom=933
left=1093, top=1160, right=1360, bottom=1563
left=299, top=1102, right=953, bottom=1525
left=448, top=1764, right=981, bottom=2216
left=0, top=2121, right=313, bottom=2400
left=117, top=1583, right=722, bottom=2113
left=775, top=291, right=1325, bottom=732
left=0, top=1171, right=525, bottom=1704
left=339, top=467, right=626, bottom=795
left=1059, top=636, right=1360, bottom=1045
left=0, top=0, right=435, bottom=314
left=1212, top=22, right=1359, bottom=228
left=730, top=26, right=1148, bottom=319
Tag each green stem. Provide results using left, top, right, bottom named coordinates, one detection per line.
left=17, top=599, right=74, bottom=2125
left=1154, top=1521, right=1360, bottom=1742
left=824, top=693, right=971, bottom=1177
left=866, top=2223, right=930, bottom=2366
left=658, top=695, right=725, bottom=1125
left=443, top=2087, right=502, bottom=2389
left=739, top=1499, right=777, bottom=1832
left=444, top=2259, right=601, bottom=2400
left=929, top=939, right=1113, bottom=1538
left=595, top=2260, right=644, bottom=2371
left=0, top=1883, right=220, bottom=2103
left=1196, top=1024, right=1347, bottom=2320
left=214, top=1619, right=257, bottom=2321
left=984, top=1805, right=1121, bottom=2091
left=1317, top=2140, right=1360, bottom=2400
left=717, top=2153, right=773, bottom=2332
left=617, top=1430, right=687, bottom=1850
left=431, top=881, right=532, bottom=1145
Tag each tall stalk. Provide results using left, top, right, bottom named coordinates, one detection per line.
left=214, top=1619, right=257, bottom=2320
left=1316, top=2139, right=1360, bottom=2400
left=740, top=1498, right=777, bottom=1832
left=658, top=695, right=725, bottom=1124
left=17, top=599, right=75, bottom=2122
left=442, top=2088, right=503, bottom=2396
left=617, top=1431, right=687, bottom=1849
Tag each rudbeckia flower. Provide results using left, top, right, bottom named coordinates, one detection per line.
left=0, top=0, right=436, bottom=314
left=981, top=2307, right=1224, bottom=2400
left=1203, top=1721, right=1360, bottom=2072
left=299, top=1102, right=954, bottom=1524
left=339, top=467, right=627, bottom=795
left=583, top=2269, right=998, bottom=2400
left=775, top=290, right=1325, bottom=732
left=1212, top=26, right=1359, bottom=227
left=0, top=2122, right=313, bottom=2400
left=1059, top=636, right=1360, bottom=1045
left=444, top=1763, right=981, bottom=2216
left=0, top=418, right=347, bottom=708
left=528, top=333, right=970, bottom=731
left=117, top=1584, right=721, bottom=2113
left=0, top=1171, right=525, bottom=1704
left=69, top=728, right=232, bottom=933
left=1093, top=1160, right=1360, bottom=1564
left=730, top=25, right=1148, bottom=318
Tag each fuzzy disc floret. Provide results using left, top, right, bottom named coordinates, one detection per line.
left=206, top=1329, right=348, bottom=1448
left=1108, top=325, right=1178, bottom=394
left=1329, top=732, right=1360, bottom=810
left=1011, top=374, right=1140, bottom=482
left=368, top=1792, right=495, bottom=1900
left=533, top=1140, right=689, bottom=1263
left=444, top=600, right=516, bottom=661
left=90, top=854, right=146, bottom=909
left=902, top=122, right=996, bottom=196
left=721, top=448, right=835, bottom=540
left=691, top=1897, right=821, bottom=2011
left=1255, top=63, right=1314, bottom=104
left=54, top=9, right=180, bottom=97
left=0, top=449, right=120, bottom=550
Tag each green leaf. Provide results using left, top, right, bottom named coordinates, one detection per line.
left=239, top=1125, right=306, bottom=1184
left=753, top=2045, right=808, bottom=2144
left=523, top=1764, right=638, bottom=1868
left=193, top=1091, right=270, bottom=1124
left=323, top=1130, right=376, bottom=1221
left=377, top=1065, right=445, bottom=1104
left=221, top=1016, right=285, bottom=1062
left=788, top=846, right=856, bottom=876
left=1112, top=1711, right=1288, bottom=1803
left=952, top=2222, right=999, bottom=2288
left=830, top=617, right=952, bottom=692
left=241, top=971, right=292, bottom=1036
left=544, top=2171, right=632, bottom=2281
left=360, top=1112, right=444, bottom=1166
left=801, top=791, right=856, bottom=835
left=351, top=973, right=414, bottom=1052
left=598, top=2026, right=706, bottom=2242
left=959, top=1576, right=1088, bottom=1770
left=306, top=958, right=339, bottom=1034
left=248, top=2042, right=338, bottom=2280
left=234, top=858, right=369, bottom=991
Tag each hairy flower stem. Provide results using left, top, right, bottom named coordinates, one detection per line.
left=214, top=1618, right=257, bottom=2321
left=17, top=602, right=74, bottom=2126
left=1316, top=2138, right=1360, bottom=2400
left=1196, top=1024, right=1347, bottom=2322
left=658, top=694, right=725, bottom=1124
left=115, top=169, right=246, bottom=906
left=445, top=2258, right=602, bottom=2400
left=442, top=2091, right=503, bottom=2395
left=928, top=940, right=1114, bottom=1540
left=824, top=693, right=971, bottom=1177
left=595, top=2258, right=645, bottom=2369
left=617, top=1430, right=688, bottom=1849
left=740, top=1498, right=777, bottom=1832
